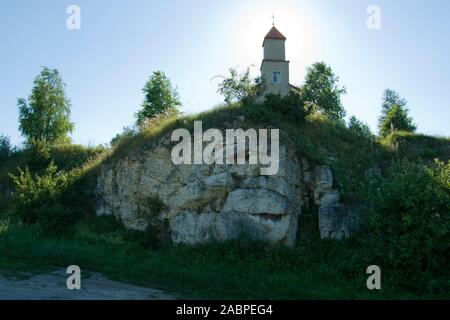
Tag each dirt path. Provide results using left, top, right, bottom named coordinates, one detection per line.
left=0, top=269, right=176, bottom=300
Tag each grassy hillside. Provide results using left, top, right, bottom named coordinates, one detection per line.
left=0, top=143, right=106, bottom=190
left=0, top=99, right=449, bottom=299
left=107, top=101, right=449, bottom=199
left=381, top=131, right=450, bottom=162
left=3, top=103, right=447, bottom=199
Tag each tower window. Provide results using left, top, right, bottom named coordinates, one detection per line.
left=272, top=71, right=281, bottom=83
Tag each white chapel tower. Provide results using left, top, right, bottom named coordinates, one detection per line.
left=260, top=24, right=291, bottom=97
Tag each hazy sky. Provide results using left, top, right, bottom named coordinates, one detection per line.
left=1, top=0, right=449, bottom=146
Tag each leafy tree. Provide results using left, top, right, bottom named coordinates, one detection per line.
left=378, top=89, right=407, bottom=130
left=348, top=116, right=374, bottom=139
left=0, top=135, right=14, bottom=163
left=18, top=67, right=74, bottom=146
left=136, top=71, right=181, bottom=127
left=216, top=67, right=264, bottom=104
left=300, top=62, right=347, bottom=121
left=379, top=104, right=416, bottom=137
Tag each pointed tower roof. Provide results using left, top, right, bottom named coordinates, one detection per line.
left=263, top=26, right=286, bottom=46
left=264, top=26, right=286, bottom=40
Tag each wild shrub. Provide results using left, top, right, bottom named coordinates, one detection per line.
left=243, top=91, right=309, bottom=126
left=9, top=162, right=85, bottom=235
left=0, top=141, right=105, bottom=191
left=362, top=159, right=450, bottom=293
left=262, top=91, right=308, bottom=124
left=36, top=203, right=78, bottom=236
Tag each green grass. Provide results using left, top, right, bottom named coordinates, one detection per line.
left=104, top=103, right=245, bottom=164
left=0, top=143, right=106, bottom=190
left=0, top=222, right=440, bottom=300
left=381, top=131, right=450, bottom=163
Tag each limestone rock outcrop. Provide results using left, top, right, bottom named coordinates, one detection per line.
left=96, top=131, right=363, bottom=245
left=313, top=165, right=363, bottom=239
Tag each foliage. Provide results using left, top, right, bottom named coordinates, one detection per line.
left=380, top=131, right=450, bottom=163
left=378, top=89, right=416, bottom=137
left=381, top=89, right=407, bottom=111
left=379, top=104, right=417, bottom=137
left=0, top=142, right=105, bottom=190
left=135, top=71, right=181, bottom=127
left=10, top=162, right=74, bottom=223
left=1, top=224, right=440, bottom=299
left=18, top=67, right=74, bottom=145
left=241, top=100, right=384, bottom=198
left=110, top=126, right=137, bottom=147
left=348, top=116, right=374, bottom=140
left=9, top=160, right=98, bottom=236
left=300, top=62, right=347, bottom=121
left=34, top=203, right=77, bottom=236
left=260, top=91, right=309, bottom=124
left=299, top=113, right=382, bottom=197
left=108, top=111, right=180, bottom=163
left=0, top=193, right=13, bottom=217
left=89, top=215, right=124, bottom=234
left=362, top=159, right=450, bottom=293
left=378, top=89, right=407, bottom=131
left=240, top=91, right=309, bottom=128
left=0, top=135, right=14, bottom=164
left=216, top=67, right=264, bottom=104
